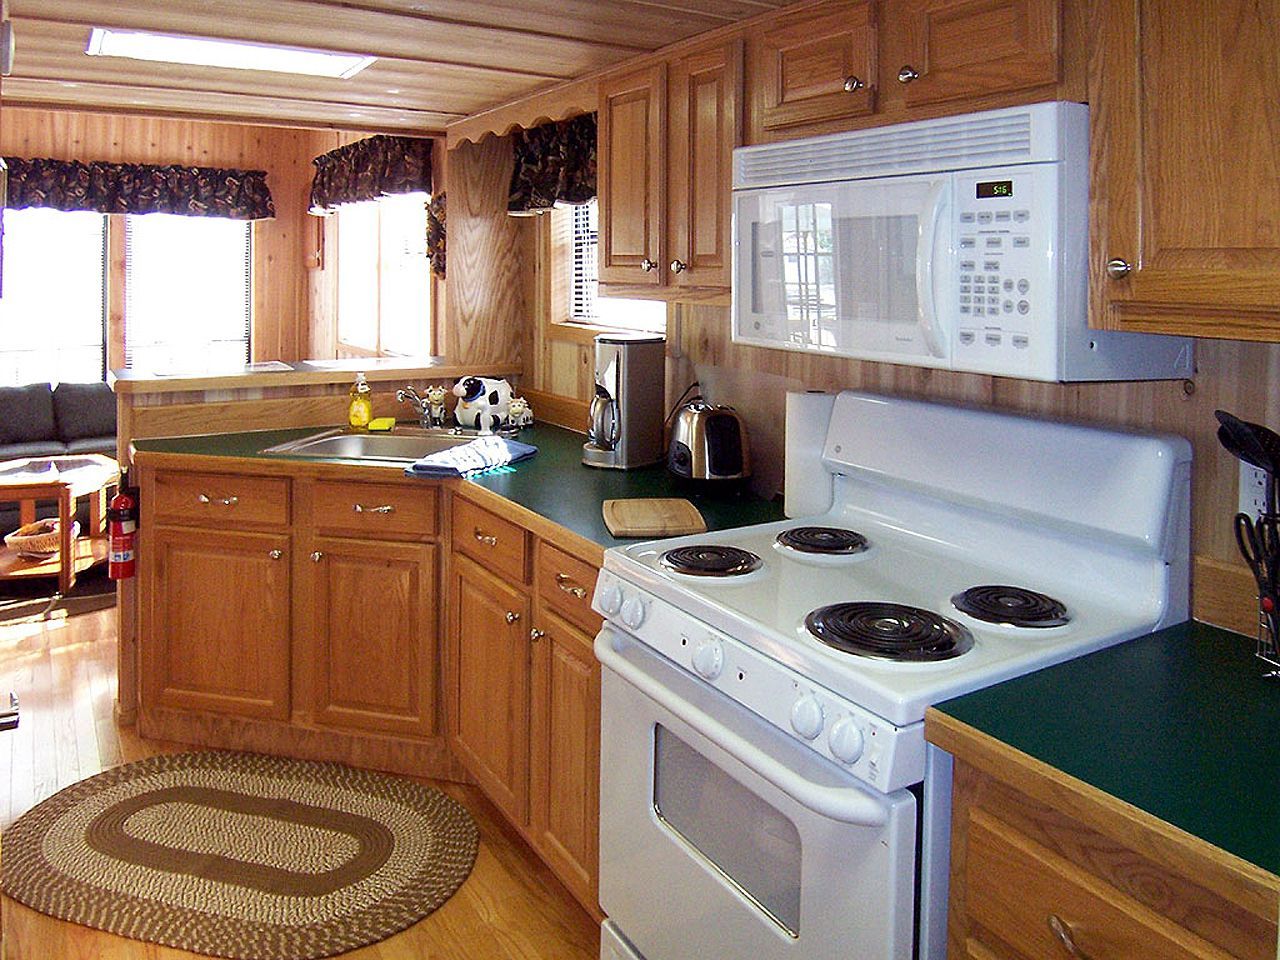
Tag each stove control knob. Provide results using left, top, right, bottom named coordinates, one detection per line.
left=790, top=694, right=824, bottom=741
left=620, top=595, right=646, bottom=629
left=598, top=582, right=624, bottom=616
left=828, top=716, right=865, bottom=764
left=691, top=639, right=723, bottom=680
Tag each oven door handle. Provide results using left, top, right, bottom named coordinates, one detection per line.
left=595, top=630, right=889, bottom=826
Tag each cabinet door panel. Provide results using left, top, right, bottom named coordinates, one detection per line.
left=450, top=554, right=532, bottom=824
left=747, top=0, right=877, bottom=142
left=530, top=610, right=600, bottom=911
left=310, top=538, right=437, bottom=737
left=669, top=41, right=741, bottom=289
left=897, top=0, right=1059, bottom=107
left=145, top=526, right=290, bottom=720
left=599, top=63, right=667, bottom=285
left=1092, top=0, right=1280, bottom=338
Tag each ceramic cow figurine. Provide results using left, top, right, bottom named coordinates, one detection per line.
left=424, top=384, right=449, bottom=426
left=508, top=396, right=533, bottom=427
left=452, top=376, right=513, bottom=434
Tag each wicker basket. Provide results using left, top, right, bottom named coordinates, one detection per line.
left=4, top=519, right=80, bottom=559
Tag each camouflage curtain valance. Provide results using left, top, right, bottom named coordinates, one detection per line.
left=507, top=112, right=597, bottom=216
left=426, top=192, right=446, bottom=280
left=2, top=157, right=275, bottom=220
left=309, top=135, right=433, bottom=214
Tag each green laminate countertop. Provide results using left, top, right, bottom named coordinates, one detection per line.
left=131, top=422, right=784, bottom=549
left=934, top=620, right=1280, bottom=876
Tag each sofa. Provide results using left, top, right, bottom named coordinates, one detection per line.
left=0, top=381, right=118, bottom=536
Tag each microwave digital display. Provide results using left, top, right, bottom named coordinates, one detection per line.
left=976, top=180, right=1014, bottom=199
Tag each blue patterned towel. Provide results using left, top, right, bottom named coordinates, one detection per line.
left=405, top=436, right=538, bottom=478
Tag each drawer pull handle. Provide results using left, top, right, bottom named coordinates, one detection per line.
left=1048, top=915, right=1091, bottom=960
left=529, top=628, right=545, bottom=643
left=310, top=551, right=324, bottom=563
left=197, top=494, right=239, bottom=506
left=555, top=573, right=588, bottom=600
left=474, top=528, right=498, bottom=547
left=268, top=549, right=283, bottom=560
left=353, top=503, right=395, bottom=514
left=505, top=611, right=521, bottom=624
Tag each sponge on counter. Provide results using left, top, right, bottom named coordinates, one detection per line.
left=367, top=417, right=396, bottom=432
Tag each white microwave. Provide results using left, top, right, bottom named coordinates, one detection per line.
left=732, top=102, right=1193, bottom=382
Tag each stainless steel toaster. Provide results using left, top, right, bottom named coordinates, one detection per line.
left=667, top=401, right=751, bottom=481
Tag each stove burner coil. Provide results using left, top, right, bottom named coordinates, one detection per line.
left=804, top=602, right=974, bottom=661
left=951, top=585, right=1069, bottom=628
left=660, top=545, right=763, bottom=577
left=776, top=526, right=869, bottom=555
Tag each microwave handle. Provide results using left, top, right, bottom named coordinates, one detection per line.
left=595, top=627, right=890, bottom=826
left=916, top=180, right=951, bottom=358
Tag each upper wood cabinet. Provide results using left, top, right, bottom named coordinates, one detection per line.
left=598, top=63, right=667, bottom=287
left=598, top=39, right=741, bottom=296
left=746, top=0, right=878, bottom=142
left=893, top=0, right=1060, bottom=108
left=1091, top=0, right=1280, bottom=340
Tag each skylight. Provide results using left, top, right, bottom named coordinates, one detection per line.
left=85, top=28, right=376, bottom=79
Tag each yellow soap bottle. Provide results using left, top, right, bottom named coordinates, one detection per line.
left=348, top=372, right=373, bottom=429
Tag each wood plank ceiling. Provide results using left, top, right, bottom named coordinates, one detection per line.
left=4, top=0, right=796, bottom=133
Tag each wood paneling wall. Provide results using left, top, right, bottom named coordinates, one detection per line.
left=0, top=107, right=331, bottom=362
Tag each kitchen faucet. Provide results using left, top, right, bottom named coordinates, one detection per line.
left=396, top=385, right=428, bottom=425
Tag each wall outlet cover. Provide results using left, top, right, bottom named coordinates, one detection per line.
left=1240, top=461, right=1269, bottom=516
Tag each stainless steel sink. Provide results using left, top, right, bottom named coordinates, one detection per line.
left=260, top=427, right=474, bottom=463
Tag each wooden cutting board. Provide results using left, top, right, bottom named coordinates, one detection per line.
left=603, top=498, right=707, bottom=538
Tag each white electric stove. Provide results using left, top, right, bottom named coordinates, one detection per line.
left=592, top=391, right=1192, bottom=960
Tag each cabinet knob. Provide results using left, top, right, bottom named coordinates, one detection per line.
left=505, top=611, right=521, bottom=624
left=473, top=528, right=498, bottom=547
left=268, top=549, right=283, bottom=560
left=310, top=551, right=324, bottom=562
left=1105, top=257, right=1133, bottom=280
left=897, top=65, right=920, bottom=84
left=640, top=258, right=657, bottom=273
left=1047, top=915, right=1092, bottom=960
left=842, top=75, right=864, bottom=92
left=669, top=259, right=687, bottom=274
left=529, top=628, right=545, bottom=643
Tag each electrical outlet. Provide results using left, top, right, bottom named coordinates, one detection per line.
left=1239, top=461, right=1269, bottom=516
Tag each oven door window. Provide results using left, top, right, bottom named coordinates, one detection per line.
left=653, top=724, right=802, bottom=936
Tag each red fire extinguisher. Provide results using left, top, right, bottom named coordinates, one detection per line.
left=108, top=489, right=138, bottom=580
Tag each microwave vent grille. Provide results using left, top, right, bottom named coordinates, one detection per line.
left=735, top=103, right=1068, bottom=189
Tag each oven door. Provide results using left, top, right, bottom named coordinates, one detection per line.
left=596, top=627, right=917, bottom=960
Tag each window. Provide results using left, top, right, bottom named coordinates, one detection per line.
left=0, top=208, right=108, bottom=386
left=124, top=214, right=252, bottom=375
left=555, top=199, right=664, bottom=333
left=336, top=192, right=431, bottom=356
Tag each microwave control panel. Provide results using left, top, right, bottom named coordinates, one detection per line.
left=950, top=164, right=1072, bottom=379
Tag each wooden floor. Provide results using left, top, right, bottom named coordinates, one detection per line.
left=0, top=606, right=600, bottom=960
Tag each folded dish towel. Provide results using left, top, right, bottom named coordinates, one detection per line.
left=405, top=436, right=538, bottom=478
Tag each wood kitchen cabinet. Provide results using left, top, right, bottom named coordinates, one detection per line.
left=930, top=712, right=1277, bottom=960
left=143, top=525, right=291, bottom=721
left=1091, top=0, right=1280, bottom=340
left=599, top=39, right=740, bottom=296
left=445, top=489, right=602, bottom=915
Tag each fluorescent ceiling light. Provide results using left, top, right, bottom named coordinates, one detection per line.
left=85, top=28, right=376, bottom=79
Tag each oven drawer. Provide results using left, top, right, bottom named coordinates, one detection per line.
left=311, top=480, right=438, bottom=540
left=452, top=496, right=528, bottom=583
left=536, top=542, right=600, bottom=634
left=153, top=471, right=289, bottom=528
left=965, top=809, right=1223, bottom=960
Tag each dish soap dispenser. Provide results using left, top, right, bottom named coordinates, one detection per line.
left=348, top=372, right=373, bottom=430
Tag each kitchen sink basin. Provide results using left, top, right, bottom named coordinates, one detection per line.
left=260, top=427, right=474, bottom=463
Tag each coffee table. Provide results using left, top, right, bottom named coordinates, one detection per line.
left=0, top=454, right=120, bottom=598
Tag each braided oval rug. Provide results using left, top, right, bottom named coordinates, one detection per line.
left=0, top=751, right=478, bottom=960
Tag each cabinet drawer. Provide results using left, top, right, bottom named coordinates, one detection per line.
left=153, top=471, right=289, bottom=528
left=312, top=480, right=438, bottom=540
left=452, top=496, right=529, bottom=583
left=965, top=809, right=1222, bottom=960
left=536, top=542, right=601, bottom=635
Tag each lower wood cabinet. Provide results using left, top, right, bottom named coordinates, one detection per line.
left=304, top=537, right=439, bottom=738
left=143, top=525, right=291, bottom=721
